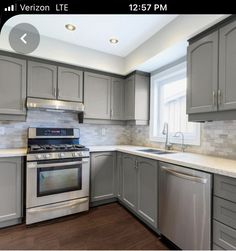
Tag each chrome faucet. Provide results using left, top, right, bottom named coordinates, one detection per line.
left=174, top=131, right=186, bottom=152
left=162, top=123, right=172, bottom=150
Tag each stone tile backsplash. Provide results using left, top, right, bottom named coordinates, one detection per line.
left=1, top=110, right=236, bottom=159
left=0, top=111, right=131, bottom=148
left=129, top=121, right=236, bottom=159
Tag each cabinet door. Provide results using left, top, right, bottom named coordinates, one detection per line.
left=84, top=72, right=111, bottom=119
left=0, top=157, right=22, bottom=225
left=91, top=152, right=116, bottom=202
left=0, top=55, right=26, bottom=115
left=219, top=20, right=236, bottom=111
left=136, top=157, right=158, bottom=228
left=28, top=61, right=57, bottom=99
left=124, top=75, right=135, bottom=120
left=187, top=31, right=218, bottom=114
left=58, top=67, right=83, bottom=102
left=111, top=77, right=124, bottom=120
left=122, top=154, right=137, bottom=210
left=117, top=152, right=123, bottom=199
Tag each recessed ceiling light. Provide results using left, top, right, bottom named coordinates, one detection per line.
left=109, top=38, right=119, bottom=44
left=65, top=24, right=76, bottom=31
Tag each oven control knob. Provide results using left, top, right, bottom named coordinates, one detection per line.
left=37, top=154, right=42, bottom=159
left=73, top=152, right=79, bottom=157
left=44, top=154, right=50, bottom=159
left=59, top=153, right=65, bottom=158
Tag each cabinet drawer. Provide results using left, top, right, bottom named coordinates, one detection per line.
left=213, top=220, right=236, bottom=250
left=214, top=196, right=236, bottom=229
left=214, top=175, right=236, bottom=203
left=212, top=243, right=225, bottom=250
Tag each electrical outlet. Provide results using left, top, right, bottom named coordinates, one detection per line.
left=101, top=128, right=106, bottom=136
left=0, top=127, right=5, bottom=136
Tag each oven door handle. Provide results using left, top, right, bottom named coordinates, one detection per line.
left=28, top=160, right=89, bottom=169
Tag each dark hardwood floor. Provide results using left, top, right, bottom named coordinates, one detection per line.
left=0, top=203, right=170, bottom=250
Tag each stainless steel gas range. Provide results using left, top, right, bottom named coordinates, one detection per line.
left=26, top=127, right=90, bottom=225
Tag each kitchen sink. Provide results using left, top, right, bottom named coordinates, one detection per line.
left=138, top=149, right=175, bottom=154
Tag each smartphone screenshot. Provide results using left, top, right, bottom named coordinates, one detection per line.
left=0, top=1, right=234, bottom=250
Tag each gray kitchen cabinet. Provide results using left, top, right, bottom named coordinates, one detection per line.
left=187, top=31, right=218, bottom=114
left=117, top=152, right=123, bottom=199
left=120, top=153, right=158, bottom=228
left=0, top=157, right=22, bottom=228
left=58, top=67, right=83, bottom=102
left=28, top=61, right=57, bottom=99
left=213, top=220, right=236, bottom=250
left=84, top=72, right=111, bottom=119
left=122, top=154, right=137, bottom=210
left=124, top=72, right=150, bottom=124
left=136, top=157, right=158, bottom=228
left=219, top=20, right=236, bottom=111
left=111, top=77, right=124, bottom=120
left=213, top=174, right=236, bottom=250
left=124, top=75, right=135, bottom=120
left=0, top=55, right=26, bottom=121
left=90, top=152, right=116, bottom=202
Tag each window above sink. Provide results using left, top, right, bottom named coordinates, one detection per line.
left=149, top=60, right=200, bottom=146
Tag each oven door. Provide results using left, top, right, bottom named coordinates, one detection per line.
left=26, top=158, right=90, bottom=208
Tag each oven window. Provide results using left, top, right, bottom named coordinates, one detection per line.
left=37, top=165, right=82, bottom=197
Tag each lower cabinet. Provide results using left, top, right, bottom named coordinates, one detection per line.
left=120, top=153, right=158, bottom=228
left=213, top=174, right=236, bottom=250
left=90, top=152, right=117, bottom=203
left=0, top=157, right=23, bottom=228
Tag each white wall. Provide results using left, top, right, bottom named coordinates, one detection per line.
left=0, top=25, right=125, bottom=75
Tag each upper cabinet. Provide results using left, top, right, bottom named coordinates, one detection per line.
left=28, top=61, right=83, bottom=102
left=111, top=77, right=125, bottom=120
left=124, top=72, right=150, bottom=124
left=84, top=72, right=111, bottom=119
left=187, top=17, right=236, bottom=122
left=28, top=61, right=57, bottom=99
left=0, top=55, right=26, bottom=121
left=58, top=67, right=83, bottom=102
left=187, top=31, right=218, bottom=114
left=219, top=20, right=236, bottom=111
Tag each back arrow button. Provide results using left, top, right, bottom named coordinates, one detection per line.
left=20, top=33, right=27, bottom=44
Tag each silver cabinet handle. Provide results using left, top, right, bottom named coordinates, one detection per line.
left=161, top=166, right=207, bottom=184
left=57, top=87, right=60, bottom=97
left=29, top=160, right=89, bottom=169
left=218, top=89, right=222, bottom=105
left=53, top=87, right=57, bottom=97
left=213, top=91, right=216, bottom=106
left=110, top=109, right=114, bottom=118
left=28, top=198, right=88, bottom=213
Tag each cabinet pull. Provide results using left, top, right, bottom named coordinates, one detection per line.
left=135, top=160, right=139, bottom=169
left=110, top=109, right=113, bottom=117
left=218, top=89, right=222, bottom=105
left=53, top=87, right=57, bottom=97
left=57, top=87, right=60, bottom=97
left=213, top=91, right=216, bottom=106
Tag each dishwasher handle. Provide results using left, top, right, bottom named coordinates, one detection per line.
left=160, top=165, right=207, bottom=184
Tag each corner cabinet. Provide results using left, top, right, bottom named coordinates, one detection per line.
left=90, top=152, right=117, bottom=204
left=187, top=18, right=236, bottom=122
left=124, top=72, right=150, bottom=125
left=0, top=157, right=22, bottom=228
left=119, top=153, right=158, bottom=228
left=0, top=55, right=26, bottom=121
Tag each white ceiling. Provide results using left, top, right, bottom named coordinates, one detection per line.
left=4, top=14, right=178, bottom=57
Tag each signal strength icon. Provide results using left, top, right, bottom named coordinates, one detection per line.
left=4, top=4, right=16, bottom=11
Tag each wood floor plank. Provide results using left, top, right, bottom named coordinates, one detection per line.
left=0, top=203, right=170, bottom=250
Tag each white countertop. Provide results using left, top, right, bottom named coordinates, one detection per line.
left=0, top=148, right=27, bottom=157
left=88, top=145, right=236, bottom=178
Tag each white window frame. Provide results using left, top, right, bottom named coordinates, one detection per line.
left=149, top=61, right=200, bottom=146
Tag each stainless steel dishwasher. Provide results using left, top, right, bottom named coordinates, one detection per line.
left=159, top=162, right=212, bottom=250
